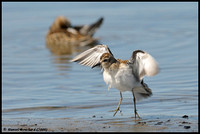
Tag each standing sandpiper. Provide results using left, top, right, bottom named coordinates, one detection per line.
left=71, top=44, right=159, bottom=118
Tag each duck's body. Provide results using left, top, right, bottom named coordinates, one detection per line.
left=46, top=16, right=104, bottom=55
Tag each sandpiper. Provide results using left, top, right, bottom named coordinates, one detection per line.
left=71, top=45, right=159, bottom=118
left=46, top=16, right=104, bottom=55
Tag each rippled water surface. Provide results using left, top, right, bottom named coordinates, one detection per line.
left=2, top=2, right=198, bottom=121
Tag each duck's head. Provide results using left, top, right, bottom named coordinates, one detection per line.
left=49, top=16, right=71, bottom=33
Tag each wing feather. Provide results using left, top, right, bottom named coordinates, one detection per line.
left=71, top=44, right=112, bottom=67
left=131, top=50, right=159, bottom=81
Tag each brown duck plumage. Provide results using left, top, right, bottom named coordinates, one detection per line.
left=46, top=16, right=104, bottom=55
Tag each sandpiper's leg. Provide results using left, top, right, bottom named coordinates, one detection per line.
left=113, top=91, right=123, bottom=116
left=132, top=90, right=141, bottom=119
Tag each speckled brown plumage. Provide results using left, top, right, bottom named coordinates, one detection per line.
left=46, top=16, right=104, bottom=55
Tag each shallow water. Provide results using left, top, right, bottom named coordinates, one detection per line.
left=2, top=2, right=198, bottom=123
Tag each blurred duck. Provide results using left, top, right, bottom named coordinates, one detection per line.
left=46, top=16, right=104, bottom=55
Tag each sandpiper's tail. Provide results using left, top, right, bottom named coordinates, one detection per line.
left=133, top=80, right=152, bottom=101
left=74, top=17, right=104, bottom=37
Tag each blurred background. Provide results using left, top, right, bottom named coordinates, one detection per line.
left=2, top=2, right=198, bottom=121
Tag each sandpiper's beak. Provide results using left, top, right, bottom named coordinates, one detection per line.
left=92, top=62, right=101, bottom=68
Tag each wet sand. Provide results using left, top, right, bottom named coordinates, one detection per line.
left=2, top=115, right=198, bottom=132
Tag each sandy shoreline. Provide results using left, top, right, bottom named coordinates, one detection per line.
left=2, top=115, right=198, bottom=132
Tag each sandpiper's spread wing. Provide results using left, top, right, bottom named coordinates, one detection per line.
left=131, top=50, right=159, bottom=81
left=71, top=44, right=113, bottom=67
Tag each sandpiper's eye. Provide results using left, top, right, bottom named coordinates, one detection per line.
left=103, top=59, right=109, bottom=62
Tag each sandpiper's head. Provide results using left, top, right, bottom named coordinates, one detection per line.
left=49, top=16, right=71, bottom=33
left=99, top=53, right=116, bottom=69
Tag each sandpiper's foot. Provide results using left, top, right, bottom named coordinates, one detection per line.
left=134, top=111, right=141, bottom=119
left=112, top=106, right=122, bottom=116
left=111, top=91, right=123, bottom=117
